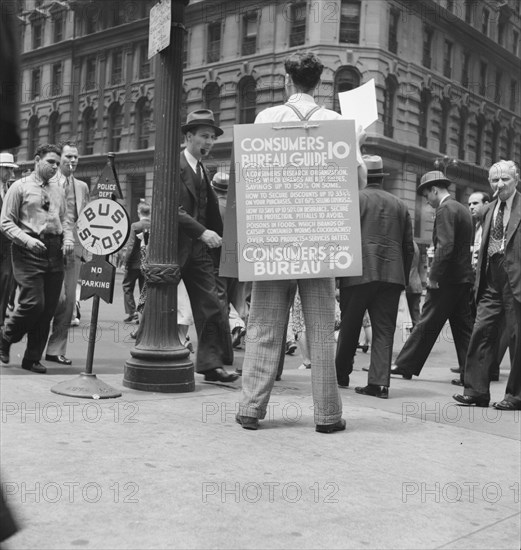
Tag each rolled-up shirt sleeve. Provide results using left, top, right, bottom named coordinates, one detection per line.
left=0, top=182, right=31, bottom=247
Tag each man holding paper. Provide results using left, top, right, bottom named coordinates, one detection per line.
left=237, top=51, right=366, bottom=432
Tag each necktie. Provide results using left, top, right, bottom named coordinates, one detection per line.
left=487, top=201, right=506, bottom=257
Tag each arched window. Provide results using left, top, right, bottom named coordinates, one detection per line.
left=48, top=111, right=61, bottom=144
left=82, top=107, right=96, bottom=155
left=135, top=98, right=153, bottom=149
left=203, top=82, right=221, bottom=125
left=333, top=67, right=361, bottom=113
left=108, top=102, right=123, bottom=152
left=457, top=106, right=468, bottom=160
left=419, top=88, right=432, bottom=148
left=27, top=115, right=39, bottom=159
left=237, top=76, right=257, bottom=124
left=439, top=98, right=451, bottom=154
left=383, top=75, right=398, bottom=138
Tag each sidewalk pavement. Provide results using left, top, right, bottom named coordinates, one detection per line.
left=1, top=274, right=519, bottom=549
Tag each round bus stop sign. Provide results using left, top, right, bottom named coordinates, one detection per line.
left=77, top=198, right=130, bottom=256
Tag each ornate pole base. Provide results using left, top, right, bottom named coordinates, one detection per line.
left=51, top=373, right=122, bottom=399
left=123, top=265, right=195, bottom=393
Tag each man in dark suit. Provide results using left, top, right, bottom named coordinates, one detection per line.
left=391, top=170, right=474, bottom=380
left=122, top=201, right=151, bottom=323
left=454, top=160, right=521, bottom=410
left=336, top=155, right=414, bottom=398
left=177, top=110, right=238, bottom=383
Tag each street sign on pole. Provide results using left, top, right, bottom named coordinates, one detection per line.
left=148, top=0, right=172, bottom=59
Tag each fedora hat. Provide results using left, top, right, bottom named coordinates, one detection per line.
left=211, top=172, right=229, bottom=193
left=417, top=170, right=451, bottom=194
left=0, top=152, right=18, bottom=168
left=181, top=109, right=223, bottom=137
left=363, top=155, right=389, bottom=178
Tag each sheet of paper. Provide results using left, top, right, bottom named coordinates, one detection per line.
left=338, top=78, right=378, bottom=130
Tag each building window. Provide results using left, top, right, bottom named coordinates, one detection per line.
left=333, top=67, right=361, bottom=113
left=203, top=82, right=221, bottom=125
left=510, top=79, right=518, bottom=112
left=491, top=121, right=500, bottom=162
left=51, top=63, right=62, bottom=96
left=31, top=68, right=41, bottom=99
left=461, top=52, right=470, bottom=88
left=513, top=31, right=519, bottom=55
left=85, top=56, right=97, bottom=90
left=439, top=98, right=451, bottom=154
left=464, top=0, right=473, bottom=23
left=422, top=26, right=434, bottom=68
left=443, top=40, right=453, bottom=78
left=479, top=61, right=487, bottom=96
left=48, top=112, right=60, bottom=144
left=475, top=115, right=485, bottom=165
left=388, top=7, right=399, bottom=54
left=458, top=107, right=468, bottom=160
left=289, top=2, right=306, bottom=47
left=136, top=98, right=152, bottom=149
left=82, top=107, right=96, bottom=155
left=207, top=22, right=221, bottom=63
left=242, top=11, right=257, bottom=56
left=108, top=102, right=124, bottom=152
left=183, top=33, right=188, bottom=69
left=32, top=20, right=43, bottom=49
left=495, top=71, right=502, bottom=104
left=53, top=12, right=64, bottom=43
left=85, top=6, right=99, bottom=35
left=419, top=88, right=431, bottom=148
left=383, top=75, right=398, bottom=138
left=481, top=8, right=489, bottom=36
left=506, top=127, right=515, bottom=159
left=339, top=1, right=361, bottom=44
left=111, top=50, right=123, bottom=85
left=27, top=116, right=39, bottom=159
left=237, top=76, right=257, bottom=124
left=497, top=20, right=505, bottom=46
left=139, top=43, right=150, bottom=79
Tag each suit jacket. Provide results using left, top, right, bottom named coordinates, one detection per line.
left=406, top=240, right=424, bottom=294
left=124, top=218, right=151, bottom=270
left=0, top=191, right=11, bottom=259
left=338, top=184, right=414, bottom=288
left=475, top=190, right=521, bottom=303
left=429, top=197, right=474, bottom=285
left=177, top=152, right=223, bottom=267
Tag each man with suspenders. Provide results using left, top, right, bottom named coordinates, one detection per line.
left=236, top=51, right=367, bottom=432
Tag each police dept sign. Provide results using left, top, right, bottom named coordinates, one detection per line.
left=77, top=199, right=130, bottom=256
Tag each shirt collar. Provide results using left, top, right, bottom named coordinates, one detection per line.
left=287, top=93, right=316, bottom=104
left=184, top=148, right=199, bottom=173
left=439, top=194, right=451, bottom=205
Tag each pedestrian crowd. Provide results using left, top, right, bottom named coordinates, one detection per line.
left=1, top=52, right=519, bottom=435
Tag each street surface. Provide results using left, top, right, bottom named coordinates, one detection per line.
left=1, top=272, right=519, bottom=549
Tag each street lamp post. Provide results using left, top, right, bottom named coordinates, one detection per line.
left=123, top=0, right=193, bottom=393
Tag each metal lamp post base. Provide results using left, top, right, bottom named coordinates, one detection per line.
left=51, top=372, right=122, bottom=399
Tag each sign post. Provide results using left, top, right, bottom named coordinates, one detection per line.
left=51, top=196, right=130, bottom=399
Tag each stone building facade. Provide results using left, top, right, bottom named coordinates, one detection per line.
left=13, top=0, right=521, bottom=235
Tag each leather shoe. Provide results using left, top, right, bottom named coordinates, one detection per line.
left=235, top=414, right=259, bottom=430
left=0, top=333, right=11, bottom=364
left=451, top=378, right=464, bottom=386
left=452, top=394, right=489, bottom=407
left=22, top=361, right=47, bottom=374
left=316, top=418, right=346, bottom=434
left=390, top=366, right=412, bottom=380
left=45, top=354, right=72, bottom=365
left=450, top=367, right=462, bottom=373
left=231, top=327, right=246, bottom=348
left=355, top=384, right=389, bottom=399
left=203, top=367, right=239, bottom=383
left=492, top=399, right=521, bottom=411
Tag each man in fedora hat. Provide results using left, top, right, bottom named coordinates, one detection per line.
left=336, top=155, right=414, bottom=398
left=391, top=170, right=474, bottom=381
left=0, top=152, right=18, bottom=327
left=178, top=109, right=238, bottom=383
